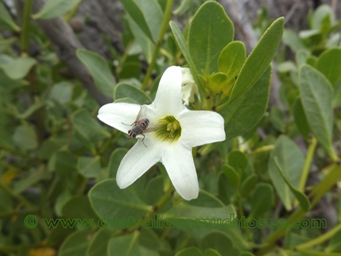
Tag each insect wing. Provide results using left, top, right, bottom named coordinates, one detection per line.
left=144, top=122, right=161, bottom=133
left=135, top=105, right=148, bottom=122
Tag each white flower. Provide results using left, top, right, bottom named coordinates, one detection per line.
left=97, top=66, right=225, bottom=200
left=181, top=68, right=199, bottom=105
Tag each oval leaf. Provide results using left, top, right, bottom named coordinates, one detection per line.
left=88, top=179, right=150, bottom=219
left=76, top=49, right=116, bottom=98
left=2, top=57, right=36, bottom=80
left=189, top=1, right=233, bottom=75
left=316, top=47, right=341, bottom=86
left=299, top=64, right=335, bottom=159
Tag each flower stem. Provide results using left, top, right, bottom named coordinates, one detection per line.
left=298, top=136, right=317, bottom=192
left=141, top=0, right=174, bottom=90
left=295, top=223, right=341, bottom=250
left=255, top=163, right=341, bottom=255
left=20, top=0, right=33, bottom=54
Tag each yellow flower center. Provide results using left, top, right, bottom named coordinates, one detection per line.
left=155, top=116, right=181, bottom=142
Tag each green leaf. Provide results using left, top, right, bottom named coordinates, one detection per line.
left=169, top=21, right=201, bottom=87
left=274, top=158, right=310, bottom=212
left=299, top=64, right=335, bottom=158
left=219, top=66, right=271, bottom=141
left=316, top=47, right=341, bottom=86
left=87, top=229, right=113, bottom=256
left=127, top=16, right=153, bottom=63
left=77, top=156, right=101, bottom=178
left=240, top=174, right=258, bottom=197
left=72, top=109, right=110, bottom=143
left=268, top=135, right=305, bottom=211
left=200, top=231, right=240, bottom=256
left=76, top=49, right=116, bottom=98
left=89, top=179, right=150, bottom=220
left=50, top=82, right=72, bottom=104
left=0, top=37, right=16, bottom=53
left=176, top=247, right=203, bottom=256
left=1, top=57, right=36, bottom=80
left=32, top=0, right=82, bottom=20
left=222, top=164, right=240, bottom=188
left=0, top=1, right=20, bottom=32
left=326, top=228, right=341, bottom=253
left=13, top=166, right=50, bottom=194
left=228, top=150, right=248, bottom=173
left=249, top=183, right=274, bottom=218
left=59, top=229, right=93, bottom=256
left=218, top=41, right=246, bottom=94
left=209, top=72, right=229, bottom=94
left=228, top=17, right=284, bottom=104
left=13, top=124, right=38, bottom=150
left=62, top=195, right=98, bottom=220
left=143, top=175, right=164, bottom=205
left=108, top=148, right=129, bottom=178
left=205, top=249, right=222, bottom=256
left=189, top=1, right=233, bottom=75
left=164, top=202, right=236, bottom=229
left=311, top=4, right=333, bottom=31
left=293, top=98, right=311, bottom=140
left=283, top=29, right=306, bottom=52
left=114, top=82, right=151, bottom=104
left=135, top=0, right=163, bottom=42
left=119, top=0, right=154, bottom=42
left=108, top=234, right=140, bottom=256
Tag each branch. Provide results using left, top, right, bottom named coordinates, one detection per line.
left=31, top=0, right=111, bottom=105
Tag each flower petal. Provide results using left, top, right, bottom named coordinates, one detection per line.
left=151, top=66, right=185, bottom=117
left=117, top=135, right=162, bottom=188
left=162, top=143, right=199, bottom=200
left=178, top=109, right=226, bottom=147
left=97, top=102, right=141, bottom=134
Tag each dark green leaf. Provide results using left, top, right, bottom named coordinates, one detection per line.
left=228, top=17, right=283, bottom=104
left=189, top=1, right=233, bottom=75
left=114, top=82, right=151, bottom=104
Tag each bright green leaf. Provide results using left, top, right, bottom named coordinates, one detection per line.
left=218, top=41, right=246, bottom=94
left=32, top=0, right=82, bottom=20
left=189, top=1, right=233, bottom=75
left=209, top=72, right=229, bottom=94
left=228, top=17, right=283, bottom=104
left=76, top=49, right=116, bottom=98
left=299, top=64, right=335, bottom=159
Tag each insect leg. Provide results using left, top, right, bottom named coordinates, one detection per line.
left=141, top=134, right=147, bottom=147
